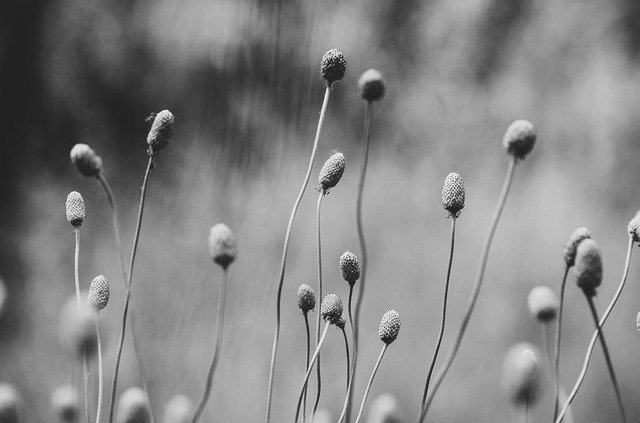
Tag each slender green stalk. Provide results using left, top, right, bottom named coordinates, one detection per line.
left=302, top=313, right=311, bottom=423
left=354, top=344, right=388, bottom=423
left=192, top=269, right=229, bottom=422
left=341, top=327, right=351, bottom=392
left=73, top=228, right=90, bottom=423
left=295, top=322, right=331, bottom=423
left=552, top=266, right=569, bottom=420
left=421, top=158, right=516, bottom=421
left=312, top=191, right=325, bottom=417
left=95, top=315, right=104, bottom=423
left=266, top=87, right=331, bottom=423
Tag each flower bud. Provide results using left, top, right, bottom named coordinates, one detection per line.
left=358, top=69, right=385, bottom=102
left=321, top=294, right=343, bottom=325
left=502, top=343, right=540, bottom=408
left=70, top=143, right=102, bottom=177
left=163, top=395, right=193, bottom=423
left=441, top=172, right=465, bottom=217
left=51, top=385, right=78, bottom=423
left=563, top=227, right=591, bottom=268
left=318, top=152, right=346, bottom=191
left=116, top=388, right=151, bottom=423
left=88, top=275, right=109, bottom=312
left=527, top=286, right=559, bottom=322
left=146, top=110, right=174, bottom=154
left=573, top=239, right=603, bottom=297
left=503, top=120, right=536, bottom=161
left=65, top=192, right=86, bottom=228
left=207, top=224, right=237, bottom=269
left=0, top=383, right=20, bottom=423
left=320, top=49, right=346, bottom=87
left=378, top=310, right=401, bottom=345
left=59, top=296, right=97, bottom=358
left=367, top=394, right=401, bottom=423
left=297, top=284, right=316, bottom=314
left=339, top=252, right=360, bottom=284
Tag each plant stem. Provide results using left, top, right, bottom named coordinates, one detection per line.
left=341, top=327, right=351, bottom=392
left=192, top=269, right=229, bottom=423
left=73, top=228, right=90, bottom=423
left=266, top=87, right=331, bottom=423
left=312, top=190, right=325, bottom=418
left=95, top=315, right=104, bottom=423
left=302, top=313, right=311, bottom=423
left=522, top=401, right=528, bottom=423
left=542, top=324, right=554, bottom=372
left=421, top=158, right=516, bottom=422
left=295, top=322, right=331, bottom=423
left=421, top=217, right=457, bottom=409
left=354, top=344, right=388, bottom=423
left=552, top=266, right=569, bottom=420
left=108, top=156, right=154, bottom=423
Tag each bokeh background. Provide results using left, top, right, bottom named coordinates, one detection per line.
left=1, top=0, right=640, bottom=421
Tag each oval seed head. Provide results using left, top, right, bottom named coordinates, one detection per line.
left=502, top=120, right=536, bottom=161
left=320, top=49, right=346, bottom=87
left=339, top=251, right=361, bottom=284
left=318, top=152, right=346, bottom=191
left=65, top=191, right=86, bottom=228
left=378, top=309, right=401, bottom=345
left=320, top=293, right=343, bottom=325
left=628, top=211, right=640, bottom=244
left=50, top=385, right=78, bottom=423
left=146, top=110, right=174, bottom=155
left=502, top=343, right=541, bottom=408
left=358, top=69, right=385, bottom=102
left=367, top=393, right=401, bottom=423
left=563, top=227, right=592, bottom=268
left=0, top=383, right=20, bottom=423
left=116, top=388, right=151, bottom=423
left=88, top=275, right=109, bottom=312
left=527, top=286, right=559, bottom=322
left=70, top=143, right=103, bottom=177
left=207, top=224, right=237, bottom=269
left=162, top=394, right=193, bottom=423
left=336, top=314, right=347, bottom=330
left=573, top=239, right=603, bottom=297
left=297, top=284, right=316, bottom=314
left=441, top=172, right=465, bottom=217
left=59, top=296, right=97, bottom=358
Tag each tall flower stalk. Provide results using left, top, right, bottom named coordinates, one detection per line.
left=88, top=275, right=110, bottom=423
left=297, top=284, right=316, bottom=423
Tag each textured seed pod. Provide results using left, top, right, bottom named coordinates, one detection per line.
left=628, top=211, right=640, bottom=244
left=378, top=310, right=401, bottom=345
left=527, top=286, right=559, bottom=322
left=573, top=239, right=603, bottom=297
left=502, top=343, right=540, bottom=408
left=88, top=275, right=109, bottom=312
left=65, top=191, right=86, bottom=228
left=50, top=385, right=78, bottom=423
left=146, top=110, right=174, bottom=154
left=59, top=296, right=97, bottom=358
left=502, top=120, right=536, bottom=161
left=321, top=293, right=343, bottom=325
left=162, top=394, right=193, bottom=423
left=563, top=227, right=591, bottom=268
left=358, top=69, right=385, bottom=102
left=336, top=314, right=347, bottom=330
left=320, top=49, right=346, bottom=86
left=441, top=172, right=465, bottom=216
left=297, top=284, right=316, bottom=314
left=70, top=143, right=103, bottom=177
left=0, top=383, right=20, bottom=423
left=207, top=224, right=237, bottom=269
left=367, top=393, right=401, bottom=423
left=339, top=251, right=361, bottom=284
left=318, top=152, right=346, bottom=191
left=313, top=409, right=333, bottom=423
left=116, top=388, right=151, bottom=423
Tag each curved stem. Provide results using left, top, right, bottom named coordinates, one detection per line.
left=192, top=269, right=229, bottom=422
left=341, top=328, right=351, bottom=392
left=338, top=285, right=356, bottom=423
left=312, top=191, right=325, bottom=418
left=73, top=228, right=90, bottom=423
left=302, top=313, right=311, bottom=423
left=354, top=344, right=388, bottom=423
left=295, top=322, right=331, bottom=423
left=421, top=158, right=516, bottom=422
left=95, top=315, right=104, bottom=423
left=552, top=266, right=569, bottom=420
left=266, top=87, right=331, bottom=423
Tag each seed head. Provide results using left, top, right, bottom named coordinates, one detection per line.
left=70, top=143, right=103, bottom=177
left=0, top=383, right=20, bottom=423
left=320, top=49, right=346, bottom=87
left=116, top=388, right=151, bottom=423
left=88, top=275, right=109, bottom=312
left=59, top=296, right=97, bottom=358
left=297, top=284, right=316, bottom=314
left=628, top=211, right=640, bottom=244
left=527, top=286, right=559, bottom=322
left=563, top=227, right=591, bottom=268
left=321, top=294, right=343, bottom=325
left=65, top=191, right=86, bottom=228
left=207, top=224, right=237, bottom=269
left=358, top=69, right=385, bottom=102
left=378, top=310, right=401, bottom=345
left=336, top=314, right=347, bottom=330
left=318, top=152, right=346, bottom=191
left=502, top=120, right=536, bottom=161
left=339, top=251, right=360, bottom=284
left=163, top=395, right=193, bottom=423
left=146, top=110, right=174, bottom=155
left=50, top=385, right=78, bottom=423
left=574, top=239, right=603, bottom=297
left=441, top=172, right=465, bottom=217
left=367, top=394, right=401, bottom=423
left=502, top=343, right=540, bottom=408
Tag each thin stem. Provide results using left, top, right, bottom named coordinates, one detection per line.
left=552, top=266, right=569, bottom=420
left=421, top=158, right=516, bottom=422
left=522, top=401, right=528, bottom=423
left=95, top=315, right=104, bottom=423
left=266, top=87, right=331, bottom=423
left=312, top=191, right=325, bottom=418
left=108, top=156, right=154, bottom=423
left=302, top=313, right=311, bottom=423
left=73, top=228, right=90, bottom=423
left=542, top=324, right=554, bottom=372
left=421, top=217, right=457, bottom=408
left=341, top=328, right=351, bottom=392
left=295, top=322, right=331, bottom=423
left=556, top=239, right=633, bottom=423
left=354, top=344, right=388, bottom=423
left=192, top=269, right=229, bottom=422
left=83, top=353, right=90, bottom=423
left=338, top=286, right=355, bottom=423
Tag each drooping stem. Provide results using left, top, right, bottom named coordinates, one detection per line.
left=73, top=228, right=90, bottom=423
left=354, top=344, right=388, bottom=423
left=302, top=313, right=311, bottom=423
left=192, top=268, right=229, bottom=423
left=266, top=87, right=331, bottom=423
left=295, top=322, right=331, bottom=423
left=95, top=315, right=104, bottom=423
left=341, top=327, right=351, bottom=392
left=421, top=158, right=516, bottom=422
left=312, top=191, right=325, bottom=418
left=552, top=266, right=569, bottom=420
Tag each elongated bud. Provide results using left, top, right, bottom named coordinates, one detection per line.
left=503, top=120, right=536, bottom=161
left=378, top=310, right=401, bottom=345
left=163, top=395, right=193, bottom=423
left=0, top=383, right=20, bottom=423
left=628, top=211, right=640, bottom=244
left=527, top=286, right=559, bottom=322
left=563, top=227, right=591, bottom=268
left=502, top=343, right=540, bottom=408
left=339, top=251, right=360, bottom=284
left=51, top=385, right=78, bottom=423
left=297, top=284, right=316, bottom=314
left=367, top=394, right=401, bottom=423
left=336, top=314, right=347, bottom=330
left=146, top=110, right=174, bottom=155
left=574, top=239, right=603, bottom=297
left=207, top=224, right=237, bottom=269
left=318, top=152, right=346, bottom=191
left=70, top=143, right=102, bottom=177
left=116, top=388, right=151, bottom=423
left=321, top=293, right=343, bottom=325
left=59, top=296, right=97, bottom=358
left=320, top=49, right=346, bottom=87
left=65, top=192, right=86, bottom=228
left=358, top=69, right=385, bottom=102
left=441, top=172, right=465, bottom=217
left=88, top=275, right=109, bottom=312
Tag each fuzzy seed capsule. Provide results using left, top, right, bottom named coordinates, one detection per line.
left=146, top=110, right=174, bottom=154
left=88, top=275, right=109, bottom=312
left=59, top=296, right=97, bottom=358
left=65, top=191, right=86, bottom=228
left=441, top=172, right=465, bottom=217
left=628, top=211, right=640, bottom=244
left=503, top=120, right=536, bottom=161
left=0, top=383, right=20, bottom=423
left=321, top=294, right=343, bottom=325
left=320, top=49, right=346, bottom=87
left=116, top=388, right=151, bottom=423
left=70, top=143, right=103, bottom=177
left=358, top=69, right=385, bottom=102
left=502, top=343, right=540, bottom=408
left=163, top=394, right=193, bottom=423
left=564, top=227, right=591, bottom=268
left=367, top=394, right=401, bottom=423
left=207, top=224, right=237, bottom=269
left=573, top=239, right=603, bottom=297
left=339, top=252, right=361, bottom=284
left=527, top=286, right=559, bottom=322
left=51, top=385, right=78, bottom=423
left=318, top=152, right=346, bottom=191
left=378, top=310, right=401, bottom=345
left=297, top=284, right=316, bottom=314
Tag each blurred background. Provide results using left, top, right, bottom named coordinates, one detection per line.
left=1, top=0, right=640, bottom=421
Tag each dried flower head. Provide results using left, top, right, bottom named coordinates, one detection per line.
left=367, top=393, right=401, bottom=423
left=628, top=211, right=640, bottom=244
left=116, top=388, right=151, bottom=423
left=378, top=310, right=401, bottom=345
left=59, top=296, right=97, bottom=358
left=318, top=152, right=346, bottom=191
left=527, top=286, right=559, bottom=322
left=297, top=284, right=316, bottom=314
left=339, top=251, right=361, bottom=284
left=502, top=120, right=536, bottom=161
left=574, top=239, right=603, bottom=297
left=502, top=343, right=540, bottom=407
left=163, top=394, right=193, bottom=423
left=321, top=293, right=343, bottom=325
left=146, top=110, right=174, bottom=155
left=336, top=314, right=347, bottom=330
left=207, top=224, right=237, bottom=269
left=50, top=385, right=78, bottom=423
left=70, top=143, right=103, bottom=177
left=65, top=191, right=86, bottom=228
left=0, top=383, right=20, bottom=423
left=441, top=172, right=465, bottom=217
left=358, top=69, right=385, bottom=102
left=88, top=275, right=109, bottom=312
left=564, top=227, right=592, bottom=268
left=320, top=49, right=346, bottom=87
